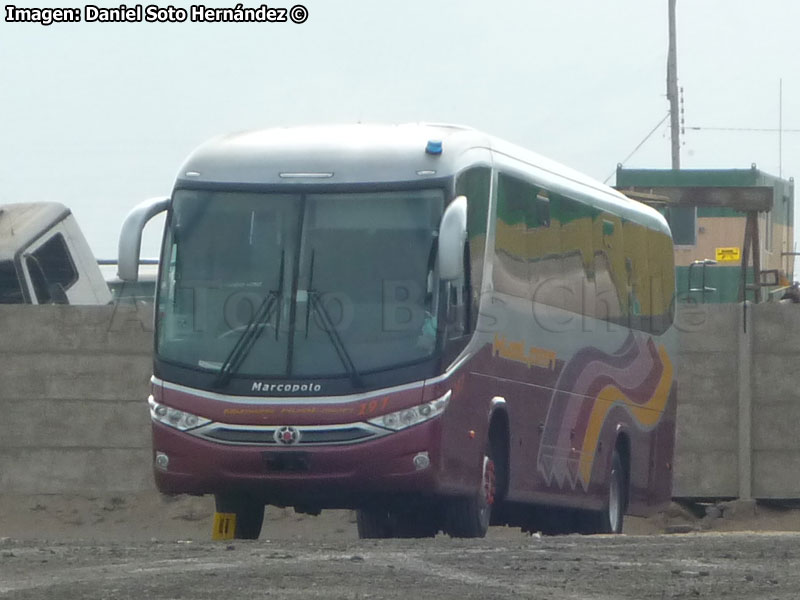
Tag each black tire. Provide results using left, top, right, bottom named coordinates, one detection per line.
left=357, top=507, right=439, bottom=539
left=214, top=493, right=265, bottom=540
left=356, top=507, right=393, bottom=539
left=393, top=510, right=440, bottom=538
left=579, top=449, right=626, bottom=534
left=444, top=452, right=496, bottom=538
left=537, top=507, right=580, bottom=536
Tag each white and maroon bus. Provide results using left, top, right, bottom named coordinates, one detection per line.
left=119, top=124, right=676, bottom=539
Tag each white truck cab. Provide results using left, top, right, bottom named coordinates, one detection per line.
left=0, top=202, right=111, bottom=305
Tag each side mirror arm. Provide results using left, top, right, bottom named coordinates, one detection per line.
left=118, top=197, right=169, bottom=281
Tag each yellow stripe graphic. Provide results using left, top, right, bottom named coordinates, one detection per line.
left=578, top=345, right=674, bottom=486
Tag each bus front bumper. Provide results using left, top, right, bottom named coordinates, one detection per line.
left=150, top=417, right=448, bottom=507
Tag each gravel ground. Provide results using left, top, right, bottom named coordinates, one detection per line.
left=1, top=532, right=799, bottom=599
left=1, top=493, right=800, bottom=599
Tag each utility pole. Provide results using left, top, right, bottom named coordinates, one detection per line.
left=779, top=78, right=783, bottom=178
left=667, top=0, right=680, bottom=169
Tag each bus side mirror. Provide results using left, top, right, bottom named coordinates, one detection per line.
left=438, top=195, right=467, bottom=281
left=118, top=197, right=170, bottom=282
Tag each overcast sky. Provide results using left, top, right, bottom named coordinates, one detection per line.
left=1, top=0, right=798, bottom=259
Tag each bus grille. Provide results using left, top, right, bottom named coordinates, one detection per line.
left=189, top=422, right=389, bottom=446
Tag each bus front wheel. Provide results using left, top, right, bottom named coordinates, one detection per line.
left=356, top=507, right=393, bottom=539
left=444, top=451, right=496, bottom=538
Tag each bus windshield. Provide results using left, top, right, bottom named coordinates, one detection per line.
left=156, top=188, right=445, bottom=383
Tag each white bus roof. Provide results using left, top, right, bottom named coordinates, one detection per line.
left=0, top=202, right=71, bottom=261
left=175, top=123, right=669, bottom=236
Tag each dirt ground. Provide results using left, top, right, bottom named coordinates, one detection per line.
left=2, top=492, right=800, bottom=599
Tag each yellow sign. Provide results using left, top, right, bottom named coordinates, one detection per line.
left=715, top=247, right=741, bottom=262
left=212, top=512, right=236, bottom=540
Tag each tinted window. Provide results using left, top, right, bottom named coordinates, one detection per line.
left=0, top=260, right=24, bottom=303
left=666, top=206, right=696, bottom=245
left=493, top=174, right=675, bottom=334
left=26, top=234, right=78, bottom=304
left=158, top=188, right=444, bottom=379
left=494, top=173, right=537, bottom=298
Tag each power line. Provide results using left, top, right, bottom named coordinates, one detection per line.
left=687, top=126, right=800, bottom=133
left=604, top=112, right=671, bottom=184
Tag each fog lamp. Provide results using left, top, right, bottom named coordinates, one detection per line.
left=413, top=452, right=430, bottom=470
left=155, top=452, right=169, bottom=470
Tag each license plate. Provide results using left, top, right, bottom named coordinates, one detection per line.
left=262, top=452, right=310, bottom=472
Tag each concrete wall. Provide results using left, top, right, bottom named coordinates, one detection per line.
left=675, top=302, right=800, bottom=499
left=749, top=304, right=800, bottom=498
left=673, top=304, right=740, bottom=498
left=0, top=305, right=154, bottom=494
left=3, top=302, right=800, bottom=499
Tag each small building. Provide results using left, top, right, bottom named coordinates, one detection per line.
left=616, top=166, right=794, bottom=303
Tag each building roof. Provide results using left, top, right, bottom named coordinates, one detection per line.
left=616, top=166, right=793, bottom=189
left=616, top=167, right=794, bottom=214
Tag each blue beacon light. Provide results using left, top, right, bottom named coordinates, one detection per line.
left=425, top=140, right=443, bottom=155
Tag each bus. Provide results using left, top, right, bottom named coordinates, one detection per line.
left=118, top=123, right=676, bottom=539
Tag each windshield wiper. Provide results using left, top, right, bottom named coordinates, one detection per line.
left=305, top=250, right=364, bottom=388
left=307, top=291, right=364, bottom=388
left=214, top=251, right=284, bottom=388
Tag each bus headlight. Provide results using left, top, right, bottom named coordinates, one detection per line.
left=148, top=395, right=211, bottom=431
left=368, top=390, right=450, bottom=431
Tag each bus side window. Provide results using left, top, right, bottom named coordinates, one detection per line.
left=592, top=214, right=624, bottom=323
left=494, top=173, right=530, bottom=300
left=554, top=194, right=593, bottom=317
left=532, top=191, right=550, bottom=228
left=623, top=221, right=648, bottom=332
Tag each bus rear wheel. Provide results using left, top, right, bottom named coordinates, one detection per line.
left=214, top=493, right=265, bottom=540
left=580, top=449, right=626, bottom=534
left=604, top=449, right=626, bottom=533
left=444, top=452, right=496, bottom=538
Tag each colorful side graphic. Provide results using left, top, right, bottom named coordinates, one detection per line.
left=537, top=334, right=673, bottom=491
